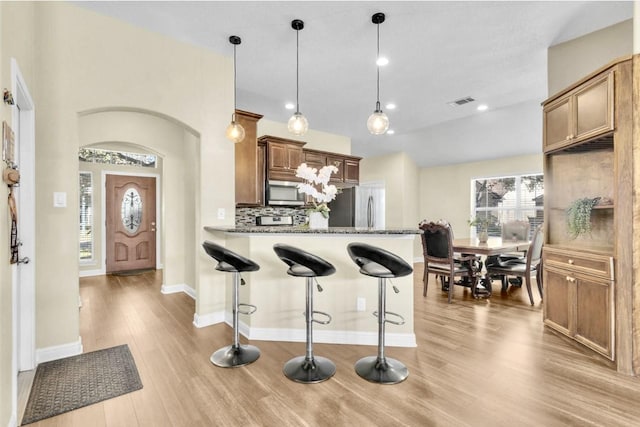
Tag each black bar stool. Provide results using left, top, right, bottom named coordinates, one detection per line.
left=347, top=242, right=413, bottom=384
left=202, top=241, right=260, bottom=368
left=273, top=244, right=336, bottom=383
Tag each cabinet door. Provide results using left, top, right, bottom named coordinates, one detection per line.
left=268, top=142, right=303, bottom=181
left=326, top=155, right=344, bottom=182
left=304, top=151, right=326, bottom=171
left=287, top=145, right=303, bottom=174
left=574, top=72, right=614, bottom=142
left=234, top=111, right=263, bottom=206
left=268, top=142, right=288, bottom=173
left=543, top=96, right=572, bottom=152
left=256, top=144, right=265, bottom=205
left=344, top=159, right=360, bottom=184
left=575, top=273, right=614, bottom=359
left=543, top=267, right=572, bottom=336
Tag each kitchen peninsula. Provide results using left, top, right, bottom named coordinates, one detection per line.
left=204, top=225, right=420, bottom=347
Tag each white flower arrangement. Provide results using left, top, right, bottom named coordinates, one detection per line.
left=295, top=163, right=339, bottom=218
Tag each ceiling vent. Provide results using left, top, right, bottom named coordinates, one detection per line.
left=447, top=96, right=475, bottom=107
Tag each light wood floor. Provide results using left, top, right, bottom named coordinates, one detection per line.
left=23, top=265, right=640, bottom=426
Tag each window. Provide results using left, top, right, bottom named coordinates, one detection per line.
left=79, top=172, right=93, bottom=262
left=471, top=174, right=543, bottom=238
left=79, top=147, right=156, bottom=168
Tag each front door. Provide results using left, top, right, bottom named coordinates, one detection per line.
left=106, top=175, right=156, bottom=273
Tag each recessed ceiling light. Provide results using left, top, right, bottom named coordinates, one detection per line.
left=285, top=102, right=295, bottom=110
left=386, top=129, right=395, bottom=135
left=376, top=57, right=389, bottom=66
left=477, top=104, right=488, bottom=111
left=386, top=103, right=396, bottom=110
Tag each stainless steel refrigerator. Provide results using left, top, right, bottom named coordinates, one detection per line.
left=328, top=182, right=385, bottom=228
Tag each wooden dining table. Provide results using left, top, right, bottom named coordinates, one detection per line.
left=452, top=236, right=531, bottom=297
left=452, top=237, right=530, bottom=256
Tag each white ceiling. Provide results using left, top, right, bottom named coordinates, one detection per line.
left=75, top=1, right=633, bottom=167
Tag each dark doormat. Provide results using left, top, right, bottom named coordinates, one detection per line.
left=21, top=344, right=143, bottom=425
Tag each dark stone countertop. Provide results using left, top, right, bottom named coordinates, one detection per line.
left=204, top=226, right=421, bottom=235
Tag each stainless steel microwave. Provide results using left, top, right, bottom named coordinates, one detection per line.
left=266, top=180, right=305, bottom=206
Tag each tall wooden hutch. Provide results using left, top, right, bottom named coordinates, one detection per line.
left=541, top=55, right=639, bottom=375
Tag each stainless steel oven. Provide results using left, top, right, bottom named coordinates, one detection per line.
left=266, top=180, right=305, bottom=206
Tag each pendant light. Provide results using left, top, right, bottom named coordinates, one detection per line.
left=367, top=12, right=389, bottom=135
left=225, top=35, right=245, bottom=143
left=288, top=19, right=309, bottom=136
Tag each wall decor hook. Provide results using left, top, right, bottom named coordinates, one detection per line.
left=3, top=89, right=14, bottom=105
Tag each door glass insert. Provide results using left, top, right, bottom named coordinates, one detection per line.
left=121, top=187, right=143, bottom=233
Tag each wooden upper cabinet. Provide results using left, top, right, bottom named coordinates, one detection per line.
left=234, top=110, right=264, bottom=206
left=259, top=135, right=306, bottom=181
left=304, top=150, right=326, bottom=171
left=326, top=155, right=344, bottom=182
left=543, top=70, right=614, bottom=153
left=343, top=158, right=360, bottom=184
left=543, top=97, right=571, bottom=150
left=303, top=149, right=361, bottom=186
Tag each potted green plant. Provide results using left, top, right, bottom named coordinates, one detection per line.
left=468, top=216, right=491, bottom=243
left=566, top=197, right=601, bottom=239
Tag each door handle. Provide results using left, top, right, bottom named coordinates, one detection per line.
left=18, top=257, right=30, bottom=264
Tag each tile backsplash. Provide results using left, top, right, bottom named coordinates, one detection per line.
left=236, top=206, right=307, bottom=226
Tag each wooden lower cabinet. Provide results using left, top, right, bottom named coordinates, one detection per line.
left=544, top=263, right=614, bottom=360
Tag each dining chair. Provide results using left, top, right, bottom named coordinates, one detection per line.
left=419, top=220, right=479, bottom=304
left=498, top=219, right=530, bottom=261
left=486, top=224, right=543, bottom=305
left=486, top=219, right=531, bottom=286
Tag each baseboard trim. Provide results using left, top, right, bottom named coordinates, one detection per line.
left=161, top=283, right=196, bottom=300
left=36, top=337, right=83, bottom=364
left=193, top=310, right=225, bottom=328
left=79, top=268, right=104, bottom=277
left=196, top=315, right=417, bottom=347
left=248, top=327, right=416, bottom=347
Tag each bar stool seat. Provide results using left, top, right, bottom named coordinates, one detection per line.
left=347, top=242, right=413, bottom=384
left=273, top=244, right=336, bottom=383
left=202, top=241, right=260, bottom=368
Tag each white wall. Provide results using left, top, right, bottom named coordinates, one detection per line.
left=29, top=2, right=234, bottom=353
left=548, top=19, right=632, bottom=95
left=78, top=111, right=198, bottom=290
left=418, top=153, right=543, bottom=239
left=258, top=118, right=352, bottom=154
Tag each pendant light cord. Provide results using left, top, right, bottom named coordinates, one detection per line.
left=295, top=28, right=300, bottom=113
left=233, top=43, right=238, bottom=117
left=375, top=21, right=381, bottom=111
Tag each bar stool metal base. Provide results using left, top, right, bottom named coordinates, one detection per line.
left=355, top=356, right=408, bottom=384
left=283, top=356, right=336, bottom=383
left=210, top=344, right=261, bottom=368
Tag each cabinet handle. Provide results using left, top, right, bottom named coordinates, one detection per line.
left=568, top=259, right=574, bottom=265
left=566, top=276, right=576, bottom=283
left=566, top=135, right=571, bottom=141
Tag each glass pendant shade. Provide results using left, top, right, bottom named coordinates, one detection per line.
left=367, top=109, right=389, bottom=135
left=368, top=13, right=389, bottom=135
left=226, top=35, right=245, bottom=143
left=288, top=111, right=308, bottom=136
left=288, top=20, right=308, bottom=137
left=226, top=118, right=245, bottom=143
